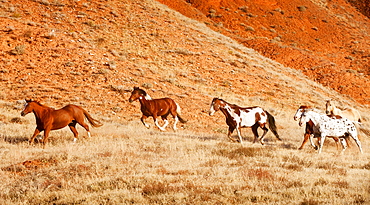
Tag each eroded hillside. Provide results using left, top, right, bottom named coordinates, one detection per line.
left=158, top=0, right=370, bottom=104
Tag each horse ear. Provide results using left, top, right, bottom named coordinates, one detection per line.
left=133, top=86, right=139, bottom=90
left=25, top=99, right=32, bottom=103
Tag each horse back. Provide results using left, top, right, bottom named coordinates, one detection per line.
left=235, top=106, right=267, bottom=127
left=142, top=98, right=176, bottom=116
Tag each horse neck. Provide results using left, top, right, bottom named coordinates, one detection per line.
left=219, top=103, right=235, bottom=119
left=332, top=107, right=342, bottom=115
left=306, top=111, right=323, bottom=125
left=31, top=103, right=52, bottom=119
left=138, top=96, right=152, bottom=107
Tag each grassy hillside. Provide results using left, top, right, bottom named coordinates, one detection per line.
left=0, top=0, right=369, bottom=204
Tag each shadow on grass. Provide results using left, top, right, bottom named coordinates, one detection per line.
left=2, top=134, right=30, bottom=144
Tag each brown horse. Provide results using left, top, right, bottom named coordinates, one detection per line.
left=128, top=87, right=186, bottom=131
left=21, top=99, right=102, bottom=148
left=294, top=105, right=350, bottom=150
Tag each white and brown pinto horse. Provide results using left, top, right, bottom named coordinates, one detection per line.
left=299, top=109, right=363, bottom=154
left=129, top=87, right=186, bottom=131
left=209, top=98, right=281, bottom=145
left=325, top=100, right=361, bottom=123
left=294, top=105, right=349, bottom=150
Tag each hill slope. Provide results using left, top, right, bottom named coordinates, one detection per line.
left=158, top=0, right=370, bottom=104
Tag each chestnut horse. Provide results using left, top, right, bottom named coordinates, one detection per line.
left=128, top=87, right=186, bottom=131
left=294, top=105, right=349, bottom=150
left=209, top=98, right=281, bottom=145
left=21, top=99, right=102, bottom=148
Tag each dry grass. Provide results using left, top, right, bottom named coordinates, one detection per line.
left=0, top=103, right=369, bottom=204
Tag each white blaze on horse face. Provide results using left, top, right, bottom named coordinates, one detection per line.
left=299, top=114, right=308, bottom=126
left=294, top=109, right=304, bottom=121
left=209, top=102, right=216, bottom=116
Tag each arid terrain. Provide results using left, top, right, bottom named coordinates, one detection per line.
left=0, top=0, right=369, bottom=204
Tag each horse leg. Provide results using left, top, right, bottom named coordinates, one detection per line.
left=173, top=116, right=179, bottom=131
left=29, top=128, right=41, bottom=145
left=75, top=119, right=90, bottom=138
left=332, top=137, right=340, bottom=150
left=318, top=135, right=326, bottom=154
left=235, top=125, right=243, bottom=144
left=309, top=135, right=318, bottom=150
left=160, top=115, right=169, bottom=130
left=154, top=116, right=166, bottom=131
left=141, top=115, right=150, bottom=129
left=68, top=122, right=79, bottom=143
left=298, top=133, right=310, bottom=150
left=42, top=128, right=51, bottom=149
left=227, top=126, right=237, bottom=142
left=339, top=138, right=347, bottom=154
left=350, top=133, right=363, bottom=154
left=251, top=124, right=259, bottom=144
left=258, top=125, right=269, bottom=145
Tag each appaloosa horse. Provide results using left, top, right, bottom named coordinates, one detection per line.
left=128, top=87, right=186, bottom=131
left=21, top=99, right=102, bottom=148
left=299, top=109, right=363, bottom=154
left=294, top=105, right=349, bottom=150
left=208, top=98, right=281, bottom=145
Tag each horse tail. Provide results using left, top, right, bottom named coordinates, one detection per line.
left=266, top=111, right=281, bottom=141
left=175, top=103, right=187, bottom=123
left=83, top=109, right=103, bottom=127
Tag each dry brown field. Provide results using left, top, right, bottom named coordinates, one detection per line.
left=1, top=98, right=369, bottom=204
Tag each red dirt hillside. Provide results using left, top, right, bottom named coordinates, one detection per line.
left=158, top=0, right=370, bottom=104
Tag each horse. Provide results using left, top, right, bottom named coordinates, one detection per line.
left=294, top=105, right=349, bottom=150
left=298, top=109, right=363, bottom=154
left=208, top=98, right=281, bottom=145
left=325, top=100, right=361, bottom=123
left=21, top=99, right=102, bottom=148
left=128, top=87, right=186, bottom=131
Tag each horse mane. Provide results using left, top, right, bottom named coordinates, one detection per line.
left=133, top=87, right=152, bottom=100
left=26, top=99, right=54, bottom=110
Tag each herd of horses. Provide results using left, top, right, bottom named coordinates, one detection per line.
left=20, top=87, right=364, bottom=154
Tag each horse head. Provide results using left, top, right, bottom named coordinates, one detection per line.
left=293, top=105, right=310, bottom=121
left=325, top=100, right=334, bottom=115
left=21, top=99, right=35, bottom=116
left=209, top=98, right=224, bottom=116
left=129, top=87, right=151, bottom=103
left=298, top=111, right=310, bottom=127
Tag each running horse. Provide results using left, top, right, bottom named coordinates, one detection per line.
left=294, top=105, right=349, bottom=150
left=208, top=98, right=281, bottom=145
left=128, top=87, right=187, bottom=131
left=21, top=99, right=102, bottom=148
left=298, top=109, right=363, bottom=154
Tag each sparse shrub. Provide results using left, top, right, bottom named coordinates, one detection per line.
left=11, top=12, right=22, bottom=18
left=332, top=180, right=349, bottom=188
left=245, top=167, right=274, bottom=180
left=10, top=45, right=26, bottom=55
left=298, top=6, right=307, bottom=12
left=141, top=82, right=153, bottom=89
left=300, top=198, right=320, bottom=205
left=245, top=26, right=255, bottom=31
left=142, top=182, right=169, bottom=196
